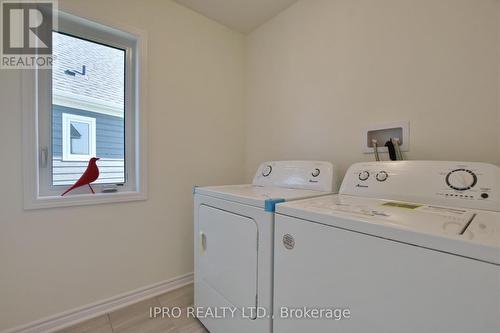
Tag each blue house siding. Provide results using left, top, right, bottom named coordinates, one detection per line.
left=52, top=105, right=125, bottom=186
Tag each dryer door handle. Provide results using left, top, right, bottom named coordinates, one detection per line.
left=200, top=232, right=207, bottom=254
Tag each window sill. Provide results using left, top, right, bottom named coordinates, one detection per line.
left=24, top=191, right=147, bottom=210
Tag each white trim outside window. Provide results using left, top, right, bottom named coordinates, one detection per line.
left=54, top=91, right=124, bottom=118
left=62, top=113, right=97, bottom=161
left=22, top=10, right=148, bottom=210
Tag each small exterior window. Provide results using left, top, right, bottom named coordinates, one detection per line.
left=61, top=113, right=96, bottom=163
left=22, top=11, right=148, bottom=209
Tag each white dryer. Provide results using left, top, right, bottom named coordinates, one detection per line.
left=193, top=161, right=337, bottom=333
left=273, top=161, right=500, bottom=333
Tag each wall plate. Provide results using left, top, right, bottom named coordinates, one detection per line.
left=363, top=121, right=409, bottom=154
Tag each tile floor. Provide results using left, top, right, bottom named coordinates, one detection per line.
left=56, top=284, right=208, bottom=333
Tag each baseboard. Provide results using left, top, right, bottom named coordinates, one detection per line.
left=3, top=273, right=194, bottom=333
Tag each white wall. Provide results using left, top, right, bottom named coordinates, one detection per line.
left=2, top=0, right=500, bottom=330
left=498, top=3, right=500, bottom=166
left=245, top=0, right=500, bottom=180
left=0, top=0, right=245, bottom=330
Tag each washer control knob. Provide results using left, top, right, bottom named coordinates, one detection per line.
left=446, top=169, right=477, bottom=191
left=359, top=171, right=370, bottom=181
left=376, top=171, right=389, bottom=182
left=312, top=168, right=321, bottom=177
left=262, top=165, right=272, bottom=177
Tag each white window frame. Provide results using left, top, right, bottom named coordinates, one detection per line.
left=22, top=10, right=148, bottom=209
left=62, top=113, right=97, bottom=162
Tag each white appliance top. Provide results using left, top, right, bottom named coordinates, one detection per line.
left=195, top=161, right=336, bottom=210
left=276, top=161, right=500, bottom=264
left=276, top=195, right=500, bottom=264
left=196, top=184, right=331, bottom=210
left=340, top=161, right=500, bottom=212
left=252, top=160, right=337, bottom=192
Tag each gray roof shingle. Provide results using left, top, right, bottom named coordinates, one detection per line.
left=52, top=32, right=125, bottom=107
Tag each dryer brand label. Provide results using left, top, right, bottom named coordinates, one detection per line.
left=283, top=234, right=295, bottom=250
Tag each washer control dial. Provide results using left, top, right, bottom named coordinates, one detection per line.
left=311, top=168, right=321, bottom=177
left=446, top=169, right=477, bottom=191
left=262, top=165, right=272, bottom=177
left=376, top=171, right=389, bottom=182
left=359, top=171, right=370, bottom=181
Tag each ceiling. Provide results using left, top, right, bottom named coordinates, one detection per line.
left=174, top=0, right=299, bottom=33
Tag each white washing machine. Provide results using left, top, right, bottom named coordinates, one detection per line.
left=193, top=161, right=337, bottom=333
left=273, top=161, right=500, bottom=333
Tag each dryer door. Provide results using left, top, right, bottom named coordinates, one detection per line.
left=198, top=205, right=258, bottom=313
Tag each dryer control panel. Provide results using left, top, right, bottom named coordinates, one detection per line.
left=253, top=161, right=337, bottom=192
left=340, top=161, right=500, bottom=212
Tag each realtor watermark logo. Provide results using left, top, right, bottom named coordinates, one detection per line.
left=1, top=0, right=57, bottom=69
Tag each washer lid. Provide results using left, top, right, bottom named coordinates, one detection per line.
left=276, top=195, right=500, bottom=264
left=196, top=184, right=330, bottom=210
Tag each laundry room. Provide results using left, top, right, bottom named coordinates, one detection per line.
left=0, top=0, right=498, bottom=333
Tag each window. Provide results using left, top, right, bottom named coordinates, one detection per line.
left=52, top=31, right=125, bottom=186
left=22, top=11, right=147, bottom=209
left=62, top=113, right=96, bottom=163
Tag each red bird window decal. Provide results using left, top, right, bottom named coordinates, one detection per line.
left=61, top=157, right=100, bottom=196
